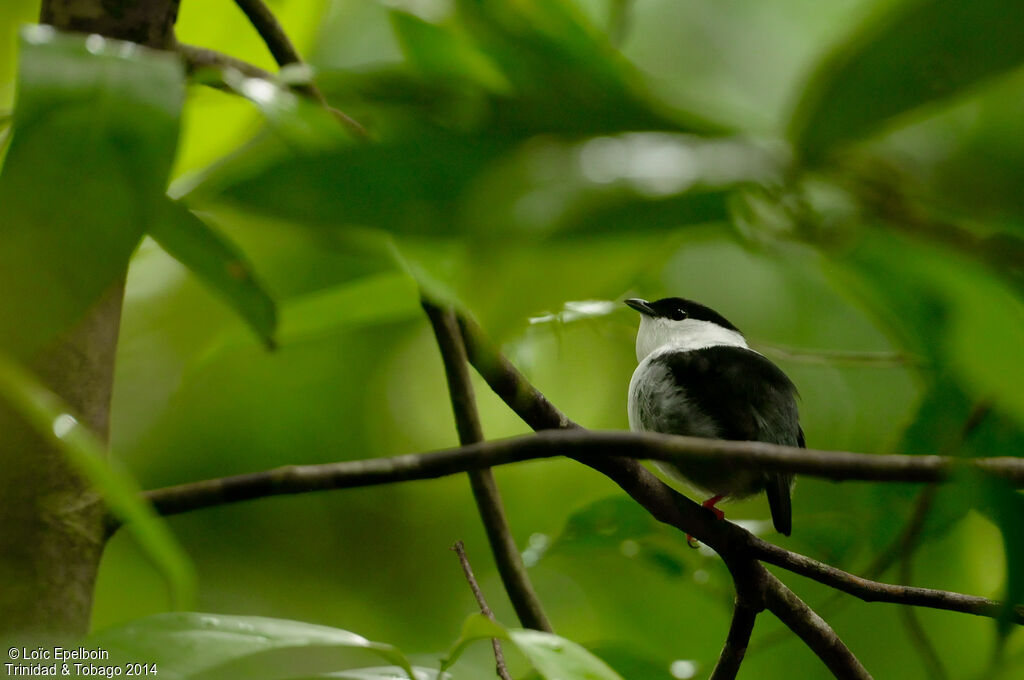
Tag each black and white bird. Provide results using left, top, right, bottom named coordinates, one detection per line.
left=625, top=297, right=803, bottom=536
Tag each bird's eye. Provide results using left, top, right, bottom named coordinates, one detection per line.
left=670, top=308, right=687, bottom=321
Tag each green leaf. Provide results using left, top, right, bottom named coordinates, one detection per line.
left=191, top=271, right=421, bottom=371
left=191, top=132, right=767, bottom=239
left=288, top=667, right=447, bottom=679
left=460, top=133, right=774, bottom=236
left=390, top=11, right=510, bottom=92
left=441, top=614, right=624, bottom=680
left=0, top=353, right=196, bottom=609
left=452, top=0, right=716, bottom=136
left=217, top=68, right=353, bottom=151
left=149, top=200, right=277, bottom=348
left=188, top=133, right=506, bottom=234
left=440, top=613, right=507, bottom=671
left=791, top=0, right=1024, bottom=162
left=508, top=629, right=624, bottom=680
left=88, top=613, right=416, bottom=680
left=0, top=27, right=183, bottom=359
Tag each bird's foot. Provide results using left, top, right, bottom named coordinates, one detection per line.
left=686, top=495, right=726, bottom=548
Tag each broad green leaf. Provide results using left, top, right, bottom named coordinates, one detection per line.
left=193, top=132, right=764, bottom=240
left=791, top=0, right=1024, bottom=161
left=218, top=68, right=353, bottom=151
left=188, top=133, right=506, bottom=234
left=191, top=271, right=420, bottom=370
left=523, top=644, right=678, bottom=680
left=288, top=667, right=448, bottom=679
left=0, top=27, right=183, bottom=359
left=149, top=200, right=277, bottom=348
left=88, top=613, right=416, bottom=680
left=0, top=353, right=196, bottom=609
left=452, top=0, right=717, bottom=136
left=440, top=613, right=507, bottom=671
left=390, top=11, right=510, bottom=92
left=442, top=614, right=624, bottom=680
left=508, top=629, right=624, bottom=680
left=460, top=133, right=775, bottom=236
left=288, top=667, right=448, bottom=680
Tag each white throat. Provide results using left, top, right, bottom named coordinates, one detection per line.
left=635, top=316, right=747, bottom=362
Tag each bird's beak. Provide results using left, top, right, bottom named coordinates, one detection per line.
left=624, top=298, right=656, bottom=316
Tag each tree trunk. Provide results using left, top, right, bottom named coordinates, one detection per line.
left=0, top=0, right=179, bottom=638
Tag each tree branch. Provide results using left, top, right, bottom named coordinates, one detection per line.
left=456, top=314, right=580, bottom=432
left=750, top=536, right=1022, bottom=623
left=233, top=0, right=304, bottom=70
left=422, top=299, right=553, bottom=632
left=762, top=569, right=872, bottom=679
left=176, top=42, right=275, bottom=81
left=708, top=598, right=759, bottom=680
left=230, top=0, right=366, bottom=138
left=127, top=431, right=1024, bottom=626
left=131, top=431, right=1024, bottom=517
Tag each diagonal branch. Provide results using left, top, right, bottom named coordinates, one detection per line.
left=709, top=597, right=759, bottom=680
left=422, top=299, right=553, bottom=632
left=230, top=0, right=367, bottom=138
left=232, top=0, right=304, bottom=71
left=750, top=536, right=1021, bottom=622
left=176, top=43, right=275, bottom=80
left=762, top=569, right=872, bottom=679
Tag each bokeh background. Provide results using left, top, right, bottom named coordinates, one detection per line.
left=2, top=0, right=1023, bottom=678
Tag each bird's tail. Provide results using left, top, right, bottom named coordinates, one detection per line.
left=766, top=473, right=792, bottom=536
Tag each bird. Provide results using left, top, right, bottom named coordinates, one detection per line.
left=624, top=296, right=802, bottom=538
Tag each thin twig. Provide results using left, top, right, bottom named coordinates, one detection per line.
left=709, top=599, right=759, bottom=680
left=750, top=536, right=1022, bottom=623
left=762, top=570, right=873, bottom=679
left=230, top=0, right=367, bottom=138
left=422, top=299, right=553, bottom=633
left=175, top=42, right=275, bottom=80
left=451, top=541, right=513, bottom=680
left=233, top=0, right=304, bottom=69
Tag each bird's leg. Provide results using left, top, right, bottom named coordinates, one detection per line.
left=686, top=495, right=726, bottom=548
left=702, top=494, right=726, bottom=519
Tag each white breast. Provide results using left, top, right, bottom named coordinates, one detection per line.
left=635, top=316, right=747, bottom=362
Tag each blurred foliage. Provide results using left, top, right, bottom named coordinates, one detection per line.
left=1, top=0, right=1024, bottom=677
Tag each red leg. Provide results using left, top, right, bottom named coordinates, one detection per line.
left=702, top=494, right=725, bottom=519
left=687, top=494, right=727, bottom=548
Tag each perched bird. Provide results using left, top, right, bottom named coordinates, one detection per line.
left=625, top=297, right=802, bottom=537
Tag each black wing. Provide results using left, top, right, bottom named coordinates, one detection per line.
left=652, top=346, right=800, bottom=535
left=652, top=346, right=801, bottom=446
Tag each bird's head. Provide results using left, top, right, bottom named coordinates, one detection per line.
left=624, top=297, right=747, bottom=361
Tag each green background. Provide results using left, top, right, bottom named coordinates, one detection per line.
left=1, top=0, right=1022, bottom=678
